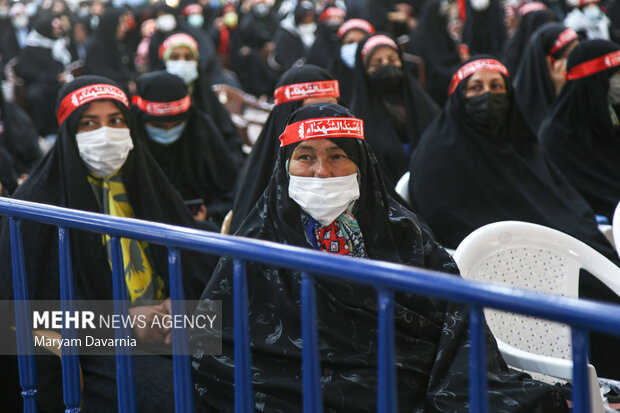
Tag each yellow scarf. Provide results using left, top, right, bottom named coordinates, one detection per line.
left=88, top=173, right=165, bottom=302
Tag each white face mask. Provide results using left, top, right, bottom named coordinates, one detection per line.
left=166, top=60, right=199, bottom=85
left=288, top=173, right=360, bottom=226
left=340, top=42, right=358, bottom=69
left=75, top=127, right=134, bottom=178
left=157, top=14, right=177, bottom=32
left=12, top=15, right=28, bottom=29
left=583, top=4, right=602, bottom=21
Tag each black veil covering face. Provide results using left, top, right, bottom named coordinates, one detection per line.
left=0, top=75, right=216, bottom=302
left=540, top=39, right=620, bottom=221
left=502, top=7, right=559, bottom=74
left=230, top=64, right=338, bottom=233
left=462, top=0, right=507, bottom=56
left=408, top=0, right=462, bottom=107
left=132, top=71, right=238, bottom=226
left=307, top=6, right=346, bottom=69
left=410, top=57, right=620, bottom=379
left=514, top=23, right=578, bottom=135
left=84, top=8, right=135, bottom=90
left=191, top=102, right=568, bottom=413
left=350, top=32, right=440, bottom=186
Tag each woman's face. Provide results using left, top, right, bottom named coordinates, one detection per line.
left=464, top=71, right=506, bottom=98
left=342, top=29, right=366, bottom=46
left=289, top=139, right=357, bottom=178
left=366, top=46, right=401, bottom=75
left=77, top=100, right=127, bottom=133
left=168, top=46, right=196, bottom=62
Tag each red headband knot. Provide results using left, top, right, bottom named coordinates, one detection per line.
left=279, top=117, right=364, bottom=146
left=519, top=1, right=547, bottom=16
left=274, top=80, right=340, bottom=106
left=57, top=83, right=129, bottom=125
left=132, top=95, right=191, bottom=116
left=449, top=59, right=509, bottom=95
left=337, top=18, right=375, bottom=38
left=361, top=35, right=398, bottom=61
left=319, top=7, right=345, bottom=23
left=566, top=50, right=620, bottom=80
left=549, top=28, right=578, bottom=55
left=159, top=33, right=199, bottom=60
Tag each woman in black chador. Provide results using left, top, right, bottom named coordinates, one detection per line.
left=350, top=32, right=439, bottom=186
left=132, top=71, right=238, bottom=227
left=409, top=56, right=620, bottom=380
left=191, top=102, right=568, bottom=412
left=0, top=75, right=216, bottom=411
left=502, top=3, right=559, bottom=74
left=230, top=64, right=340, bottom=233
left=540, top=39, right=620, bottom=221
left=513, top=23, right=579, bottom=135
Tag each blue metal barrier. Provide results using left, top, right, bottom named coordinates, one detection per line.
left=3, top=197, right=620, bottom=412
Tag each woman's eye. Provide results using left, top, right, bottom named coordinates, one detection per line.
left=297, top=154, right=311, bottom=160
left=111, top=117, right=124, bottom=125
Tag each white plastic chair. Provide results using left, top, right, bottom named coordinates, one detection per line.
left=395, top=172, right=410, bottom=203
left=612, top=202, right=620, bottom=257
left=454, top=221, right=620, bottom=413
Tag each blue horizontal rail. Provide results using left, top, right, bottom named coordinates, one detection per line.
left=3, top=197, right=620, bottom=412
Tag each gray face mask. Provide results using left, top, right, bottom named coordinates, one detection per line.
left=608, top=75, right=620, bottom=105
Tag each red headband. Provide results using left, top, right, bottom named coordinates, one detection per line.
left=448, top=59, right=509, bottom=95
left=279, top=117, right=364, bottom=146
left=131, top=95, right=191, bottom=116
left=579, top=0, right=600, bottom=7
left=159, top=33, right=198, bottom=59
left=319, top=7, right=345, bottom=23
left=273, top=80, right=340, bottom=106
left=337, top=18, right=375, bottom=38
left=57, top=83, right=129, bottom=125
left=519, top=1, right=546, bottom=16
left=361, top=35, right=398, bottom=61
left=548, top=28, right=578, bottom=55
left=183, top=4, right=202, bottom=16
left=566, top=50, right=620, bottom=80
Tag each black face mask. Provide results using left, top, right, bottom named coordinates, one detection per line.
left=368, top=65, right=404, bottom=92
left=465, top=92, right=510, bottom=136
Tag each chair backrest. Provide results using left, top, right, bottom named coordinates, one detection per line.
left=454, top=221, right=620, bottom=361
left=395, top=172, right=410, bottom=203
left=612, top=201, right=620, bottom=258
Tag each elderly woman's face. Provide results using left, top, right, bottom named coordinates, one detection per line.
left=289, top=139, right=357, bottom=178
left=366, top=46, right=401, bottom=75
left=169, top=46, right=196, bottom=62
left=77, top=100, right=127, bottom=133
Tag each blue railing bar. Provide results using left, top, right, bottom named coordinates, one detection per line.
left=233, top=259, right=254, bottom=413
left=469, top=307, right=489, bottom=413
left=301, top=272, right=323, bottom=413
left=58, top=227, right=81, bottom=413
left=110, top=236, right=137, bottom=413
left=10, top=217, right=38, bottom=413
left=167, top=248, right=194, bottom=413
left=377, top=289, right=397, bottom=413
left=571, top=328, right=590, bottom=413
left=2, top=199, right=620, bottom=337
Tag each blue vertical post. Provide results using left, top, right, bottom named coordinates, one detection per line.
left=469, top=307, right=489, bottom=413
left=110, top=236, right=136, bottom=413
left=233, top=259, right=254, bottom=413
left=10, top=217, right=38, bottom=413
left=377, top=289, right=397, bottom=413
left=300, top=272, right=323, bottom=413
left=571, top=328, right=590, bottom=413
left=167, top=248, right=194, bottom=413
left=58, top=227, right=81, bottom=413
